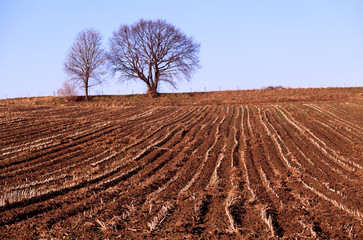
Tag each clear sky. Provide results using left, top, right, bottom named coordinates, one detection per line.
left=1, top=0, right=363, bottom=98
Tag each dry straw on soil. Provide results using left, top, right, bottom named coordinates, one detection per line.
left=0, top=87, right=362, bottom=239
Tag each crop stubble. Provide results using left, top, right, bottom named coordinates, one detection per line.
left=0, top=100, right=362, bottom=239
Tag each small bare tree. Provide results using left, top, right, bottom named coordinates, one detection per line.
left=57, top=80, right=78, bottom=97
left=64, top=29, right=106, bottom=101
left=108, top=19, right=200, bottom=97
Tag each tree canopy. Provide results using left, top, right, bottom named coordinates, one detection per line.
left=108, top=19, right=200, bottom=97
left=64, top=28, right=106, bottom=101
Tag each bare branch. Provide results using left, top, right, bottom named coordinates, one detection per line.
left=64, top=29, right=106, bottom=101
left=57, top=81, right=78, bottom=97
left=107, top=19, right=200, bottom=97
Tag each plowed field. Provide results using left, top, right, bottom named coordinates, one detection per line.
left=1, top=92, right=363, bottom=239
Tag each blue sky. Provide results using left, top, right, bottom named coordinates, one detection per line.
left=1, top=0, right=363, bottom=98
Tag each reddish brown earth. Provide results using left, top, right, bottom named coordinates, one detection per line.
left=0, top=88, right=362, bottom=239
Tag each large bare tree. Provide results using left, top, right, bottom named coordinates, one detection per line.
left=64, top=29, right=106, bottom=101
left=108, top=19, right=200, bottom=97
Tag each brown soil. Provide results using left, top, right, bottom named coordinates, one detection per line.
left=0, top=87, right=362, bottom=239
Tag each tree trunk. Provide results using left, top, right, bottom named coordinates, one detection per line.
left=147, top=84, right=158, bottom=98
left=84, top=77, right=89, bottom=101
left=85, top=86, right=88, bottom=101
